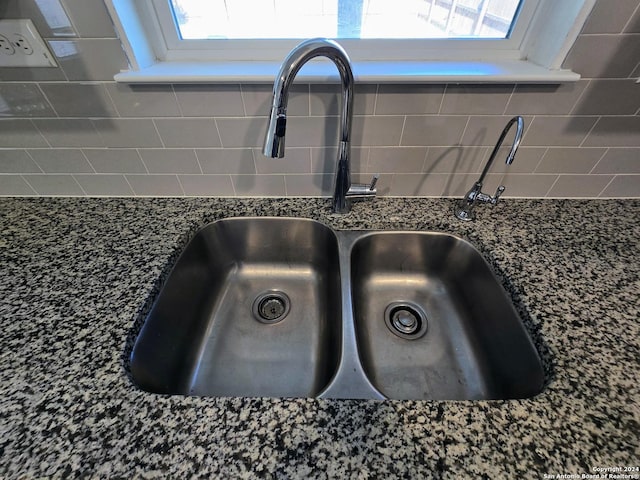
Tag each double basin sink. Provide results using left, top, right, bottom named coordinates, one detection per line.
left=129, top=217, right=543, bottom=400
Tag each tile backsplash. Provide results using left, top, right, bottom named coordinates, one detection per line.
left=0, top=0, right=638, bottom=198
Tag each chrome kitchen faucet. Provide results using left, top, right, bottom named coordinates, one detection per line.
left=263, top=38, right=378, bottom=214
left=454, top=115, right=524, bottom=221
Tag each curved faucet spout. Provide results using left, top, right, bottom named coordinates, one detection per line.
left=263, top=38, right=353, bottom=160
left=455, top=115, right=524, bottom=222
left=477, top=115, right=524, bottom=185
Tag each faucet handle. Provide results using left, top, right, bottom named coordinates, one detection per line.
left=492, top=185, right=506, bottom=204
left=368, top=174, right=379, bottom=192
left=346, top=174, right=379, bottom=198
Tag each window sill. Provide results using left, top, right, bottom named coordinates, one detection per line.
left=113, top=59, right=580, bottom=84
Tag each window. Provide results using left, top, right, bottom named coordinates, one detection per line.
left=170, top=0, right=523, bottom=40
left=104, top=0, right=596, bottom=82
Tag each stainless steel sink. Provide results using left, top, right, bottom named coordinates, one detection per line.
left=350, top=232, right=544, bottom=400
left=130, top=217, right=342, bottom=398
left=129, top=218, right=543, bottom=400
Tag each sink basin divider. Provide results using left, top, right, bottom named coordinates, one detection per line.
left=318, top=230, right=385, bottom=400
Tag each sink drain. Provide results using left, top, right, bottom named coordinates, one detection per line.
left=252, top=291, right=291, bottom=324
left=384, top=302, right=428, bottom=340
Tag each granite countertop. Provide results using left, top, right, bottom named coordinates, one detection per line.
left=1, top=197, right=638, bottom=479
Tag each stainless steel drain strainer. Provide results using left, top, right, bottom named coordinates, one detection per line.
left=252, top=291, right=291, bottom=324
left=384, top=302, right=428, bottom=339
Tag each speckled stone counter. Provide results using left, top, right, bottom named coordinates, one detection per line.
left=1, top=197, right=638, bottom=479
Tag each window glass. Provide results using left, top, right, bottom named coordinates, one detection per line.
left=170, top=0, right=523, bottom=40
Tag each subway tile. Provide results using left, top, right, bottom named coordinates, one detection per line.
left=484, top=146, right=547, bottom=174
left=592, top=148, right=640, bottom=173
left=174, top=84, right=245, bottom=117
left=310, top=84, right=376, bottom=116
left=61, top=0, right=117, bottom=38
left=24, top=174, right=84, bottom=195
left=534, top=147, right=606, bottom=174
left=0, top=83, right=55, bottom=117
left=388, top=173, right=448, bottom=197
left=105, top=84, right=180, bottom=117
left=0, top=150, right=41, bottom=173
left=178, top=174, right=235, bottom=196
left=125, top=175, right=184, bottom=196
left=583, top=116, right=640, bottom=147
left=423, top=146, right=487, bottom=174
left=0, top=175, right=36, bottom=195
left=505, top=82, right=588, bottom=115
left=28, top=149, right=94, bottom=173
left=440, top=84, right=514, bottom=115
left=0, top=0, right=75, bottom=38
left=284, top=174, right=333, bottom=196
left=231, top=174, right=286, bottom=196
left=275, top=116, right=340, bottom=148
left=461, top=115, right=533, bottom=147
left=196, top=148, right=255, bottom=174
left=352, top=115, right=404, bottom=146
left=582, top=0, right=640, bottom=34
left=441, top=173, right=483, bottom=197
left=0, top=120, right=48, bottom=147
left=367, top=147, right=427, bottom=173
left=572, top=79, right=640, bottom=115
left=311, top=147, right=369, bottom=174
left=375, top=85, right=444, bottom=115
left=40, top=83, right=117, bottom=117
left=562, top=34, right=640, bottom=78
left=624, top=5, right=640, bottom=33
left=402, top=115, right=468, bottom=147
left=92, top=119, right=162, bottom=147
left=156, top=118, right=221, bottom=148
left=496, top=174, right=559, bottom=198
left=524, top=116, right=598, bottom=146
left=254, top=148, right=310, bottom=174
left=138, top=149, right=201, bottom=174
left=0, top=66, right=67, bottom=82
left=547, top=174, right=614, bottom=197
left=34, top=119, right=102, bottom=147
left=73, top=174, right=134, bottom=196
left=83, top=149, right=146, bottom=173
left=600, top=175, right=640, bottom=196
left=241, top=84, right=309, bottom=116
left=49, top=39, right=129, bottom=81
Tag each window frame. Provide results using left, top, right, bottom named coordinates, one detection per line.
left=104, top=0, right=596, bottom=83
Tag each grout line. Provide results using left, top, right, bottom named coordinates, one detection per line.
left=437, top=84, right=447, bottom=115
left=398, top=116, right=407, bottom=146
left=597, top=175, right=617, bottom=197
left=170, top=84, right=185, bottom=117
left=578, top=116, right=601, bottom=147
left=71, top=175, right=88, bottom=196
left=588, top=147, right=609, bottom=174
left=568, top=79, right=591, bottom=116
left=193, top=149, right=204, bottom=174
left=35, top=84, right=60, bottom=118
left=457, top=115, right=472, bottom=146
left=79, top=149, right=97, bottom=174
left=501, top=84, right=516, bottom=116
left=238, top=84, right=248, bottom=117
left=24, top=149, right=46, bottom=174
left=123, top=175, right=137, bottom=196
left=20, top=175, right=40, bottom=196
left=150, top=119, right=166, bottom=148
left=372, top=84, right=380, bottom=115
left=134, top=149, right=150, bottom=174
left=543, top=174, right=562, bottom=198
left=102, top=83, right=122, bottom=117
left=28, top=119, right=53, bottom=149
left=621, top=4, right=640, bottom=33
left=175, top=174, right=186, bottom=196
left=531, top=147, right=549, bottom=174
left=212, top=118, right=224, bottom=147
